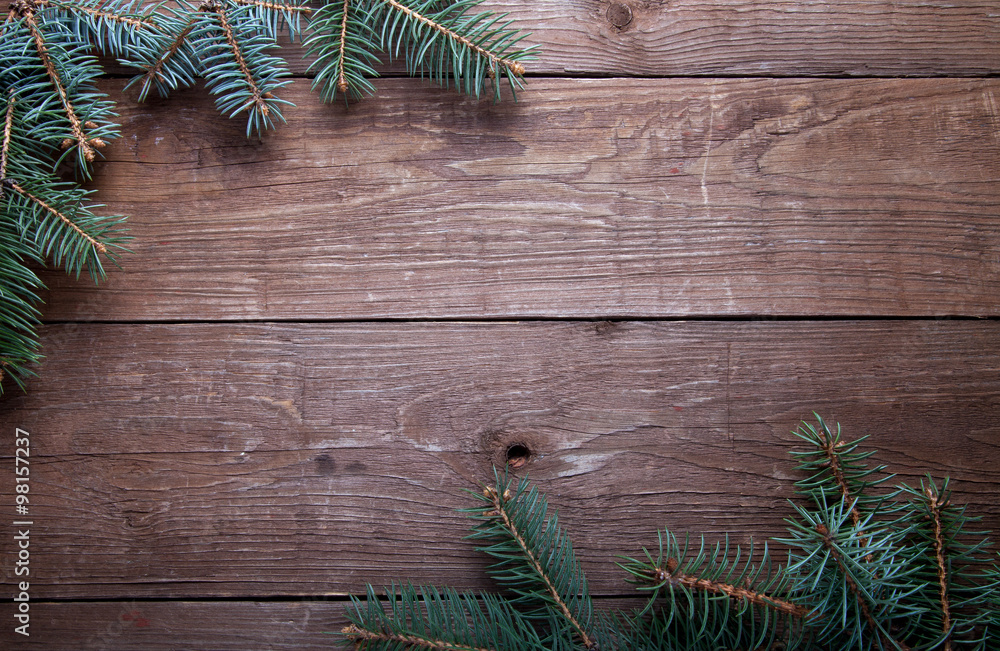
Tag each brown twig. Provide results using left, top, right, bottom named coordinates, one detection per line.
left=233, top=0, right=312, bottom=13
left=336, top=0, right=350, bottom=93
left=19, top=3, right=101, bottom=162
left=4, top=179, right=107, bottom=254
left=483, top=486, right=596, bottom=649
left=818, top=428, right=874, bottom=563
left=341, top=624, right=496, bottom=651
left=649, top=557, right=811, bottom=619
left=208, top=0, right=270, bottom=115
left=382, top=0, right=525, bottom=77
left=140, top=13, right=197, bottom=89
left=925, top=485, right=953, bottom=651
left=4, top=2, right=20, bottom=33
left=49, top=0, right=157, bottom=29
left=815, top=524, right=910, bottom=651
left=1, top=92, right=14, bottom=188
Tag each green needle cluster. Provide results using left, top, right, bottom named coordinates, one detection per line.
left=0, top=0, right=535, bottom=393
left=344, top=416, right=1000, bottom=650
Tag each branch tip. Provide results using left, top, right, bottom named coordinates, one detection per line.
left=342, top=622, right=496, bottom=651
left=234, top=0, right=312, bottom=13
left=925, top=485, right=952, bottom=649
left=335, top=0, right=350, bottom=94
left=382, top=0, right=527, bottom=81
left=648, top=556, right=811, bottom=619
left=21, top=6, right=97, bottom=161
left=8, top=181, right=108, bottom=254
left=210, top=0, right=271, bottom=115
left=1, top=92, right=15, bottom=184
left=484, top=485, right=596, bottom=649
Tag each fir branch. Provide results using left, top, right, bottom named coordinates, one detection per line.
left=47, top=0, right=157, bottom=29
left=813, top=522, right=894, bottom=646
left=1, top=0, right=536, bottom=394
left=4, top=179, right=107, bottom=254
left=1, top=93, right=14, bottom=185
left=644, top=555, right=809, bottom=620
left=781, top=491, right=925, bottom=651
left=823, top=432, right=864, bottom=527
left=18, top=2, right=101, bottom=163
left=304, top=0, right=380, bottom=102
left=792, top=415, right=896, bottom=566
left=233, top=0, right=311, bottom=14
left=377, top=0, right=535, bottom=99
left=792, top=415, right=892, bottom=509
left=342, top=584, right=547, bottom=651
left=381, top=0, right=525, bottom=77
left=484, top=486, right=594, bottom=649
left=896, top=476, right=998, bottom=649
left=47, top=0, right=169, bottom=60
left=190, top=0, right=293, bottom=135
left=132, top=10, right=199, bottom=99
left=342, top=624, right=496, bottom=651
left=341, top=421, right=999, bottom=651
left=925, top=484, right=953, bottom=649
left=817, top=421, right=877, bottom=565
left=336, top=0, right=350, bottom=93
left=468, top=476, right=598, bottom=649
left=232, top=0, right=309, bottom=40
left=206, top=0, right=272, bottom=117
left=620, top=529, right=808, bottom=650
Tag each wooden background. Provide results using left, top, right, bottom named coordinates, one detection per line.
left=2, top=0, right=1000, bottom=648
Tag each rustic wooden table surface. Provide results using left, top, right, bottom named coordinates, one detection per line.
left=2, top=0, right=999, bottom=648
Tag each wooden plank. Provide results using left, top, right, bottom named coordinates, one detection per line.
left=37, top=77, right=1000, bottom=320
left=511, top=0, right=1000, bottom=77
left=0, top=597, right=643, bottom=649
left=2, top=321, right=998, bottom=598
left=0, top=601, right=350, bottom=650
left=258, top=0, right=1000, bottom=77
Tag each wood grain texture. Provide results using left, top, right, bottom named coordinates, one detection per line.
left=2, top=321, right=997, bottom=599
left=0, top=601, right=351, bottom=650
left=262, top=0, right=1000, bottom=77
left=3, top=1, right=1000, bottom=643
left=493, top=0, right=1000, bottom=77
left=36, top=77, right=1000, bottom=320
left=0, top=597, right=644, bottom=650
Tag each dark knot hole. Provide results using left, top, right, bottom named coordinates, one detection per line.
left=505, top=443, right=531, bottom=469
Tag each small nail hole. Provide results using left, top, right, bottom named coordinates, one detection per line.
left=505, top=443, right=531, bottom=469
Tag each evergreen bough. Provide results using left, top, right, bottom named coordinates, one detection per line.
left=0, top=0, right=536, bottom=392
left=342, top=416, right=1000, bottom=650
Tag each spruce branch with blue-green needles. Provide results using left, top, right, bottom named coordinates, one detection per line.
left=342, top=416, right=1000, bottom=650
left=618, top=531, right=809, bottom=650
left=465, top=474, right=602, bottom=649
left=342, top=583, right=550, bottom=651
left=0, top=0, right=536, bottom=393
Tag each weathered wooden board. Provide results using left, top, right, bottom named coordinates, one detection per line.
left=508, top=0, right=1000, bottom=76
left=4, top=2, right=1000, bottom=645
left=2, top=321, right=997, bottom=599
left=0, top=601, right=351, bottom=650
left=264, top=0, right=1000, bottom=77
left=1, top=597, right=646, bottom=649
left=37, top=77, right=1000, bottom=320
